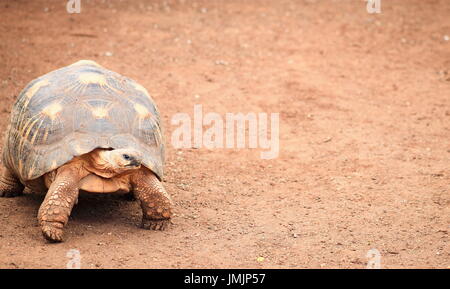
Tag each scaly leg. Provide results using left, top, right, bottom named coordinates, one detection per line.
left=38, top=164, right=81, bottom=242
left=0, top=168, right=24, bottom=197
left=131, top=169, right=173, bottom=230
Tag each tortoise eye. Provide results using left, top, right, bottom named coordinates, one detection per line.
left=122, top=154, right=131, bottom=160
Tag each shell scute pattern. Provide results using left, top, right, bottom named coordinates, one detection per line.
left=3, top=60, right=164, bottom=182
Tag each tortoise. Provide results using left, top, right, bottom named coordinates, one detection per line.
left=0, top=60, right=172, bottom=242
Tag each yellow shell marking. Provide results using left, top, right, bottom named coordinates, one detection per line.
left=42, top=102, right=62, bottom=120
left=73, top=143, right=83, bottom=155
left=17, top=113, right=42, bottom=162
left=30, top=119, right=44, bottom=144
left=78, top=72, right=107, bottom=86
left=70, top=60, right=102, bottom=67
left=134, top=103, right=150, bottom=118
left=17, top=79, right=50, bottom=129
left=27, top=165, right=35, bottom=179
left=132, top=82, right=151, bottom=97
left=91, top=106, right=109, bottom=119
left=42, top=127, right=49, bottom=143
left=25, top=79, right=50, bottom=98
left=50, top=160, right=58, bottom=170
left=20, top=114, right=42, bottom=145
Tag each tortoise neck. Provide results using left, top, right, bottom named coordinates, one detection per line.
left=83, top=148, right=119, bottom=178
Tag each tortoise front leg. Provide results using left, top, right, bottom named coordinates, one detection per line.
left=38, top=164, right=81, bottom=242
left=131, top=169, right=173, bottom=230
left=0, top=168, right=24, bottom=197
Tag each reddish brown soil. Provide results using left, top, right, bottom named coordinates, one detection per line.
left=0, top=0, right=449, bottom=269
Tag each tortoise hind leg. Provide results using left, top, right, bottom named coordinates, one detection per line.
left=0, top=168, right=24, bottom=197
left=38, top=163, right=82, bottom=242
left=131, top=169, right=173, bottom=230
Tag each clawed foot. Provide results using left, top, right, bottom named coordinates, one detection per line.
left=141, top=218, right=171, bottom=231
left=41, top=221, right=65, bottom=242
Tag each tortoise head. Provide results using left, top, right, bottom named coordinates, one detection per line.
left=101, top=148, right=143, bottom=172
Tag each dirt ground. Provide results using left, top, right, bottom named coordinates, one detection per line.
left=0, top=0, right=449, bottom=269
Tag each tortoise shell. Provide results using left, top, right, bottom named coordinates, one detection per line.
left=2, top=60, right=164, bottom=183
